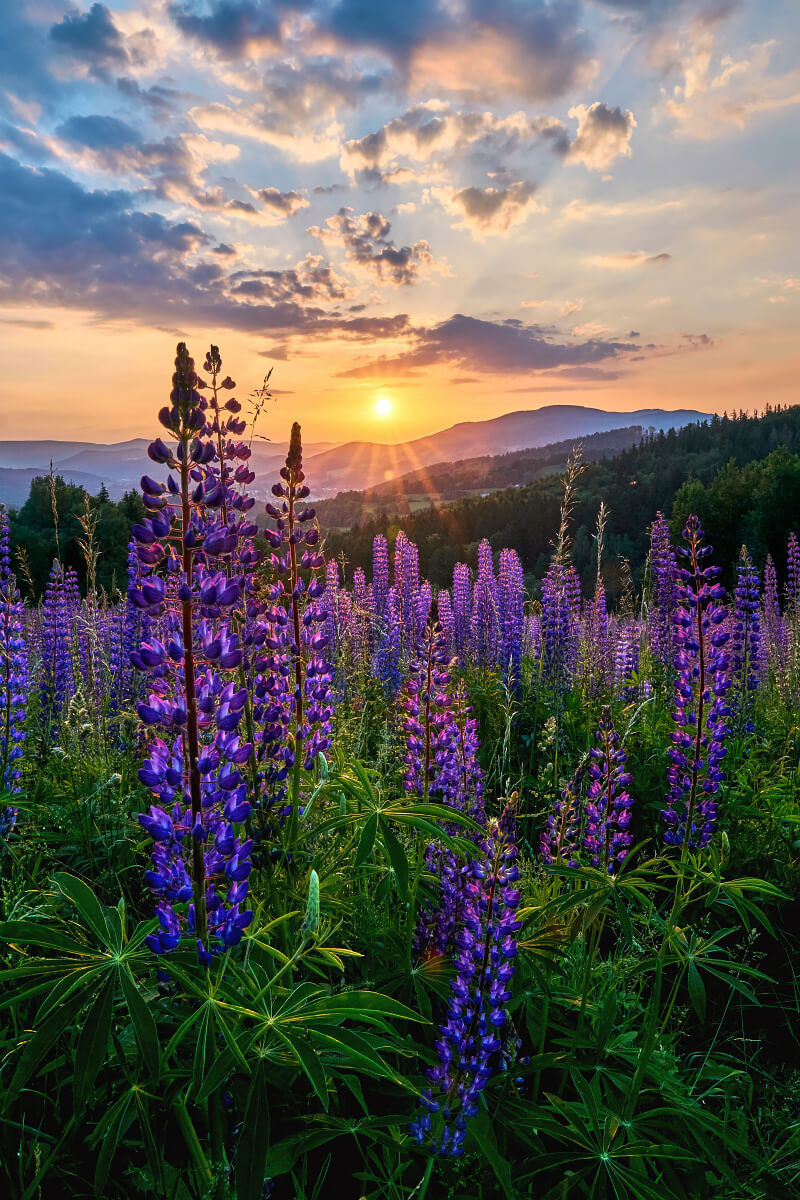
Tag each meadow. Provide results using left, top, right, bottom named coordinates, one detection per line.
left=1, top=343, right=799, bottom=1200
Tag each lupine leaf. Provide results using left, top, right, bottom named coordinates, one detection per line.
left=236, top=1058, right=270, bottom=1200
left=73, top=977, right=113, bottom=1111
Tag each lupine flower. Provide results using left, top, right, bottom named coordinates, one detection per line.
left=582, top=706, right=633, bottom=874
left=410, top=801, right=520, bottom=1157
left=613, top=620, right=641, bottom=702
left=131, top=344, right=255, bottom=962
left=470, top=540, right=499, bottom=668
left=540, top=561, right=580, bottom=686
left=400, top=621, right=452, bottom=798
left=787, top=532, right=800, bottom=614
left=729, top=547, right=761, bottom=733
left=39, top=560, right=75, bottom=723
left=0, top=507, right=28, bottom=819
left=761, top=553, right=782, bottom=675
left=256, top=422, right=332, bottom=814
left=662, top=515, right=731, bottom=852
left=649, top=511, right=678, bottom=674
left=540, top=761, right=585, bottom=868
left=431, top=681, right=485, bottom=822
left=452, top=562, right=472, bottom=663
left=497, top=548, right=525, bottom=692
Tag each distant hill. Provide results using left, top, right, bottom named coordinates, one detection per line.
left=313, top=426, right=644, bottom=529
left=0, top=406, right=707, bottom=506
left=324, top=405, right=800, bottom=599
left=0, top=437, right=338, bottom=503
left=297, top=406, right=708, bottom=494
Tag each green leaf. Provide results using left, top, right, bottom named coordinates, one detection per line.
left=0, top=919, right=97, bottom=958
left=277, top=1030, right=329, bottom=1111
left=236, top=1058, right=270, bottom=1200
left=289, top=989, right=427, bottom=1027
left=469, top=1110, right=514, bottom=1199
left=74, top=978, right=114, bottom=1111
left=119, top=968, right=160, bottom=1078
left=355, top=812, right=379, bottom=867
left=379, top=818, right=409, bottom=899
left=53, top=873, right=114, bottom=948
left=7, top=989, right=87, bottom=1101
left=94, top=1090, right=136, bottom=1194
left=192, top=1007, right=214, bottom=1100
left=687, top=960, right=707, bottom=1023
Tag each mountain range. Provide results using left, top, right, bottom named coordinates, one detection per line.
left=0, top=405, right=709, bottom=507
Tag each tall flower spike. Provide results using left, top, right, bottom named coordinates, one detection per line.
left=400, top=621, right=452, bottom=798
left=649, top=511, right=678, bottom=675
left=729, top=546, right=761, bottom=734
left=410, top=800, right=520, bottom=1158
left=662, top=515, right=731, bottom=852
left=540, top=761, right=585, bottom=868
left=0, top=506, right=28, bottom=817
left=131, top=343, right=255, bottom=963
left=256, top=423, right=332, bottom=820
left=582, top=707, right=633, bottom=874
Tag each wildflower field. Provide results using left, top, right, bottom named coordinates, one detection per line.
left=2, top=344, right=800, bottom=1200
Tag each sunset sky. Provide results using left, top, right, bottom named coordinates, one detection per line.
left=0, top=0, right=797, bottom=445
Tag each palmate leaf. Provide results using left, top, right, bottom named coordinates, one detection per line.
left=236, top=1059, right=270, bottom=1200
left=73, top=977, right=114, bottom=1111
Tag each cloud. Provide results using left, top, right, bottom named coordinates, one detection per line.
left=49, top=3, right=130, bottom=74
left=322, top=0, right=597, bottom=101
left=681, top=332, right=713, bottom=346
left=565, top=102, right=636, bottom=169
left=340, top=104, right=568, bottom=181
left=307, top=208, right=440, bottom=285
left=167, top=1, right=289, bottom=57
left=0, top=152, right=414, bottom=342
left=337, top=313, right=638, bottom=377
left=654, top=34, right=800, bottom=137
left=249, top=186, right=310, bottom=219
left=0, top=316, right=56, bottom=331
left=115, top=77, right=185, bottom=117
left=585, top=250, right=672, bottom=268
left=433, top=181, right=540, bottom=238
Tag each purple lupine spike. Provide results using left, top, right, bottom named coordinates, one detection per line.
left=470, top=539, right=499, bottom=668
left=0, top=506, right=28, bottom=825
left=374, top=585, right=402, bottom=694
left=400, top=621, right=452, bottom=798
left=132, top=343, right=255, bottom=962
left=762, top=553, right=782, bottom=675
left=730, top=546, right=761, bottom=733
left=613, top=619, right=641, bottom=702
left=582, top=706, right=633, bottom=874
left=431, top=681, right=485, bottom=821
left=540, top=561, right=579, bottom=687
left=255, top=421, right=332, bottom=816
left=540, top=761, right=584, bottom=868
left=650, top=511, right=678, bottom=674
left=436, top=589, right=454, bottom=659
left=497, top=548, right=524, bottom=692
left=452, top=562, right=472, bottom=664
left=410, top=799, right=520, bottom=1157
left=662, top=515, right=732, bottom=852
left=350, top=566, right=373, bottom=679
left=39, top=560, right=75, bottom=722
left=786, top=532, right=800, bottom=612
left=372, top=534, right=390, bottom=620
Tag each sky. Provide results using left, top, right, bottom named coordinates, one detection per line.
left=0, top=0, right=797, bottom=446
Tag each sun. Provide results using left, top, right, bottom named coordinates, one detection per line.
left=374, top=394, right=393, bottom=418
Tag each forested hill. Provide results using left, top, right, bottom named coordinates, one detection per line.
left=312, top=425, right=643, bottom=529
left=324, top=406, right=800, bottom=600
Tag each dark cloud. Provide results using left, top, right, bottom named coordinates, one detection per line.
left=50, top=3, right=129, bottom=71
left=168, top=0, right=315, bottom=57
left=0, top=317, right=56, bottom=331
left=0, top=152, right=395, bottom=340
left=337, top=313, right=637, bottom=377
left=648, top=252, right=672, bottom=263
left=116, top=77, right=186, bottom=117
left=681, top=332, right=714, bottom=346
left=252, top=187, right=309, bottom=217
left=308, top=208, right=438, bottom=285
left=440, top=181, right=538, bottom=236
left=565, top=101, right=636, bottom=169
left=323, top=0, right=595, bottom=100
